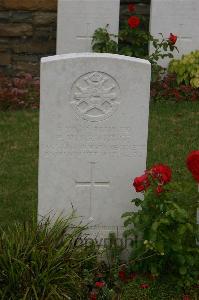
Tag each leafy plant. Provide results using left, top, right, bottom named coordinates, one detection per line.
left=0, top=215, right=98, bottom=299
left=0, top=72, right=39, bottom=110
left=92, top=3, right=178, bottom=81
left=122, top=163, right=199, bottom=289
left=169, top=50, right=199, bottom=88
left=151, top=73, right=199, bottom=102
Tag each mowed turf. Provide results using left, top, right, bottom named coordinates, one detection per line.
left=0, top=102, right=198, bottom=227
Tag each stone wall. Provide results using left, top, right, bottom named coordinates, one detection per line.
left=0, top=0, right=150, bottom=75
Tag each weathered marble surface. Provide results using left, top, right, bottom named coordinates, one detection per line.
left=150, top=0, right=199, bottom=67
left=39, top=53, right=151, bottom=239
left=56, top=0, right=120, bottom=54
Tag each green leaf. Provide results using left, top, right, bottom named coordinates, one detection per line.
left=150, top=264, right=158, bottom=274
left=123, top=228, right=135, bottom=238
left=177, top=255, right=185, bottom=265
left=179, top=266, right=187, bottom=275
left=122, top=212, right=133, bottom=218
left=172, top=244, right=182, bottom=251
left=124, top=217, right=134, bottom=227
left=152, top=221, right=159, bottom=231
left=178, top=225, right=186, bottom=236
left=134, top=198, right=143, bottom=207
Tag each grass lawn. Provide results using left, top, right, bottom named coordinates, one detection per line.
left=0, top=102, right=199, bottom=227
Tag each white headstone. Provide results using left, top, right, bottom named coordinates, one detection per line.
left=150, top=0, right=199, bottom=67
left=39, top=53, right=151, bottom=240
left=56, top=0, right=120, bottom=54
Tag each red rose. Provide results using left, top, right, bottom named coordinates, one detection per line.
left=183, top=295, right=191, bottom=300
left=128, top=16, right=140, bottom=29
left=118, top=271, right=126, bottom=281
left=186, top=150, right=199, bottom=182
left=133, top=174, right=150, bottom=192
left=169, top=33, right=177, bottom=44
left=128, top=3, right=136, bottom=12
left=150, top=164, right=172, bottom=184
left=140, top=283, right=149, bottom=289
left=95, top=281, right=105, bottom=288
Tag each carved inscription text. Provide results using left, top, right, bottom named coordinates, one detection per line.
left=43, top=125, right=146, bottom=158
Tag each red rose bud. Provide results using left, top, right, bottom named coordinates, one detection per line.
left=128, top=3, right=136, bottom=12
left=140, top=283, right=149, bottom=289
left=128, top=16, right=140, bottom=29
left=169, top=33, right=177, bottom=44
left=150, top=164, right=172, bottom=184
left=95, top=281, right=105, bottom=288
left=133, top=174, right=150, bottom=192
left=118, top=271, right=126, bottom=281
left=186, top=150, right=199, bottom=182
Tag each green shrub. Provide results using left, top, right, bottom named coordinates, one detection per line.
left=92, top=2, right=178, bottom=82
left=169, top=50, right=199, bottom=88
left=92, top=26, right=177, bottom=83
left=122, top=163, right=199, bottom=289
left=0, top=216, right=97, bottom=299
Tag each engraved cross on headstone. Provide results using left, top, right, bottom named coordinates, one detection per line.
left=75, top=162, right=110, bottom=219
left=177, top=36, right=192, bottom=43
left=77, top=23, right=94, bottom=42
left=177, top=24, right=192, bottom=44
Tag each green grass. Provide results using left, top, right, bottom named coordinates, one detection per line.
left=147, top=101, right=199, bottom=217
left=0, top=110, right=38, bottom=226
left=0, top=102, right=199, bottom=227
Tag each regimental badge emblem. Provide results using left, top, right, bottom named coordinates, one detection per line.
left=70, top=71, right=120, bottom=122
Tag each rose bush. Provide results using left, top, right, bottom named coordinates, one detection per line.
left=92, top=3, right=178, bottom=82
left=123, top=158, right=199, bottom=289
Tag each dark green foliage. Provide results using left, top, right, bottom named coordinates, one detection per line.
left=92, top=26, right=178, bottom=82
left=92, top=26, right=118, bottom=54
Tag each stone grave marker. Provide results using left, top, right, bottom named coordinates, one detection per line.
left=150, top=0, right=199, bottom=67
left=56, top=0, right=120, bottom=54
left=38, top=53, right=151, bottom=240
